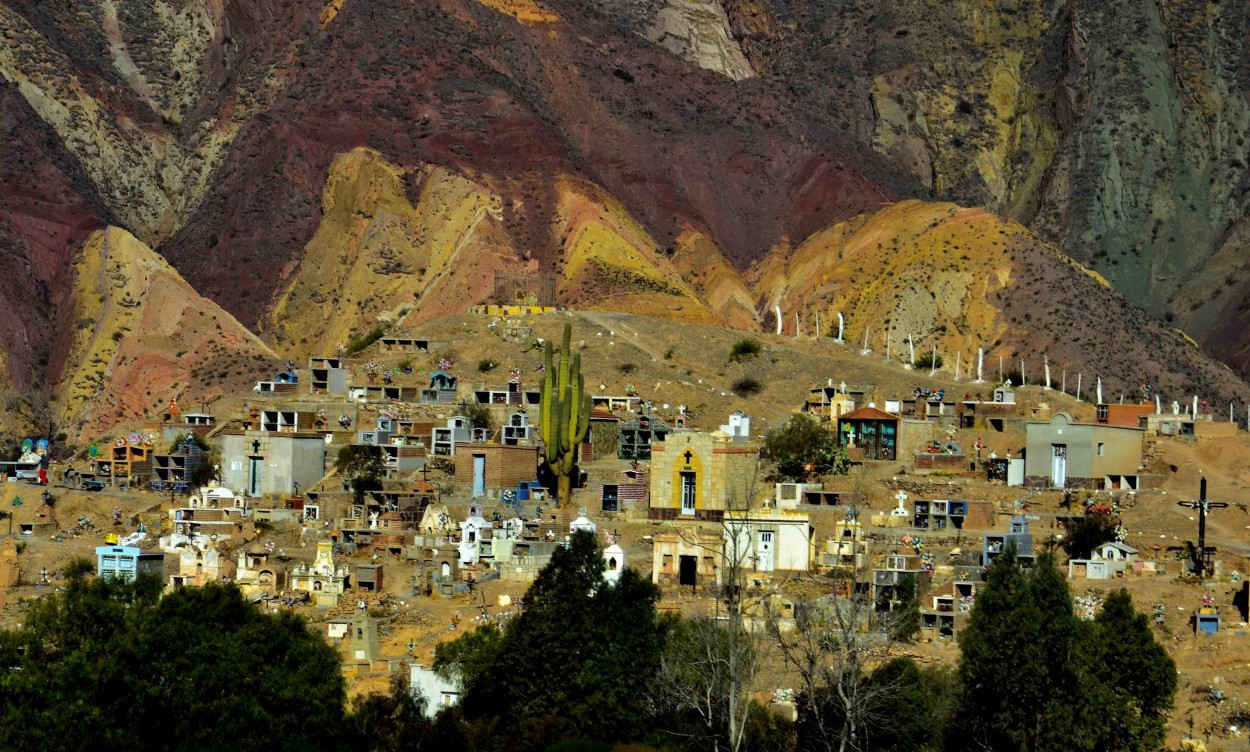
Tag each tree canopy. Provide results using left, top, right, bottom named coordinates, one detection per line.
left=764, top=413, right=848, bottom=480
left=0, top=569, right=346, bottom=752
left=954, top=553, right=1175, bottom=752
left=1063, top=509, right=1119, bottom=559
left=435, top=531, right=667, bottom=751
left=337, top=444, right=386, bottom=503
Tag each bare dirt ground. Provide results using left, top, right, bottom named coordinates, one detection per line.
left=3, top=311, right=1248, bottom=745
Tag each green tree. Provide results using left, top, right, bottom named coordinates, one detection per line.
left=463, top=402, right=495, bottom=434
left=435, top=531, right=665, bottom=751
left=337, top=444, right=386, bottom=504
left=764, top=414, right=848, bottom=480
left=890, top=574, right=921, bottom=643
left=347, top=674, right=467, bottom=752
left=954, top=553, right=1113, bottom=752
left=1087, top=590, right=1177, bottom=751
left=861, top=658, right=954, bottom=752
left=0, top=569, right=346, bottom=751
left=1063, top=510, right=1118, bottom=559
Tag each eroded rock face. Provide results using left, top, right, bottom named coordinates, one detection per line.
left=646, top=0, right=755, bottom=80
left=3, top=0, right=1250, bottom=434
left=269, top=148, right=520, bottom=362
left=58, top=227, right=278, bottom=440
left=710, top=0, right=1250, bottom=366
left=0, top=0, right=315, bottom=245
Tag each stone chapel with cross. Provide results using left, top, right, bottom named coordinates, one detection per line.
left=646, top=422, right=760, bottom=521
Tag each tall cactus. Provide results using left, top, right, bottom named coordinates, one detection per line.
left=540, top=322, right=591, bottom=506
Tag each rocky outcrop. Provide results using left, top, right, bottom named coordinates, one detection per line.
left=646, top=0, right=755, bottom=80
left=270, top=148, right=519, bottom=361
left=3, top=0, right=1250, bottom=434
left=58, top=227, right=278, bottom=440
left=743, top=200, right=1250, bottom=408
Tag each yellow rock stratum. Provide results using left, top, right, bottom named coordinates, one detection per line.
left=556, top=177, right=716, bottom=324
left=270, top=148, right=520, bottom=360
left=58, top=227, right=277, bottom=440
left=748, top=200, right=1079, bottom=355
left=475, top=0, right=559, bottom=24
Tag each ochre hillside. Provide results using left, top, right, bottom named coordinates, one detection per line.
left=742, top=201, right=1248, bottom=405
left=2, top=0, right=1250, bottom=431
left=55, top=228, right=279, bottom=440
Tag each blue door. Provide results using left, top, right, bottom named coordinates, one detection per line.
left=472, top=455, right=485, bottom=498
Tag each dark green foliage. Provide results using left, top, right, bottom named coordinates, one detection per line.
left=954, top=553, right=1088, bottom=751
left=347, top=324, right=387, bottom=355
left=434, top=622, right=504, bottom=689
left=764, top=413, right=849, bottom=480
left=728, top=337, right=762, bottom=362
left=338, top=444, right=386, bottom=504
left=864, top=658, right=955, bottom=752
left=463, top=402, right=495, bottom=433
left=478, top=358, right=499, bottom=373
left=915, top=352, right=944, bottom=370
left=338, top=443, right=386, bottom=479
left=435, top=531, right=666, bottom=751
left=1063, top=510, right=1117, bottom=559
left=732, top=376, right=763, bottom=396
left=891, top=574, right=921, bottom=642
left=954, top=554, right=1176, bottom=752
left=1087, top=590, right=1177, bottom=750
left=347, top=674, right=468, bottom=752
left=0, top=571, right=346, bottom=752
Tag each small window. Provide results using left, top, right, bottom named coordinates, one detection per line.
left=1097, top=443, right=1105, bottom=456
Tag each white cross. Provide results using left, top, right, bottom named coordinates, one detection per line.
left=895, top=490, right=908, bottom=513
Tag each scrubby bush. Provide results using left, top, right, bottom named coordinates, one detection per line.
left=729, top=338, right=761, bottom=362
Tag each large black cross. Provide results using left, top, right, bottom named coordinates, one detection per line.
left=683, top=450, right=693, bottom=466
left=1176, top=478, right=1229, bottom=578
left=252, top=439, right=262, bottom=455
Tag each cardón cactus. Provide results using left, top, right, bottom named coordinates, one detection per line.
left=540, top=323, right=591, bottom=506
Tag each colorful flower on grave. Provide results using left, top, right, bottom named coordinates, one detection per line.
left=114, top=437, right=126, bottom=448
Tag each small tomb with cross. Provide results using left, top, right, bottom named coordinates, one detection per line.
left=646, top=418, right=762, bottom=521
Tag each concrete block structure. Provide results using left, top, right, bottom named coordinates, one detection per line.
left=221, top=430, right=327, bottom=497
left=1024, top=413, right=1144, bottom=489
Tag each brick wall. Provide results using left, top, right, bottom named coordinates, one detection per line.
left=453, top=445, right=539, bottom=490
